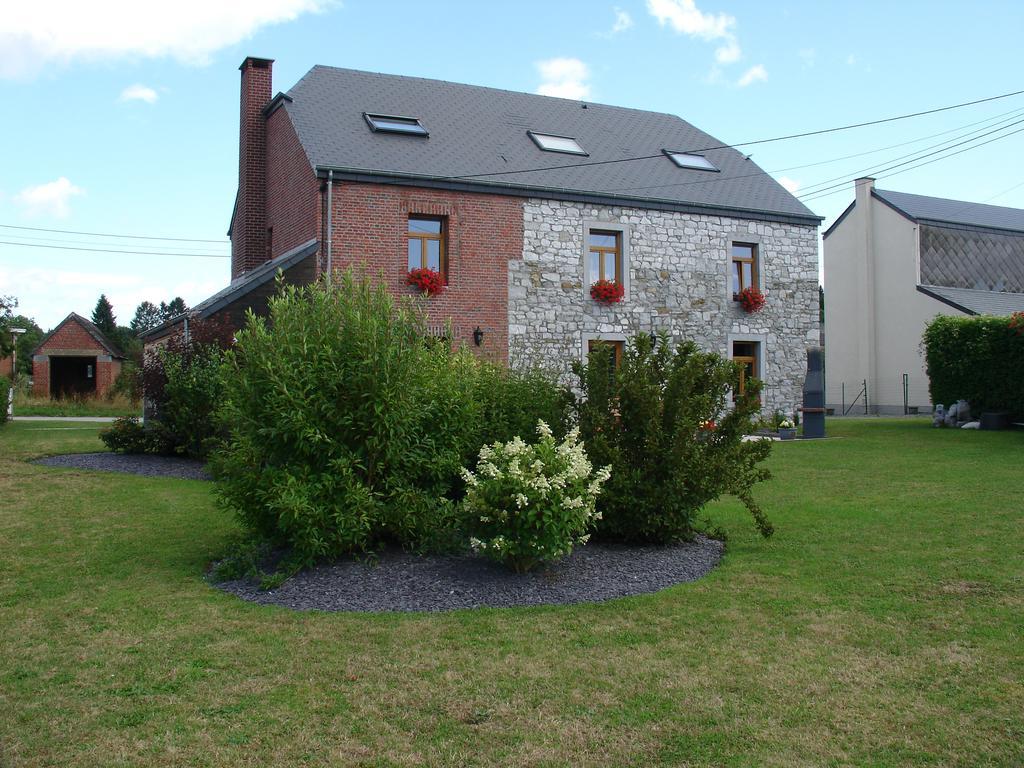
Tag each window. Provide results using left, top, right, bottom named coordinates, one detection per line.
left=527, top=131, right=587, bottom=155
left=588, top=230, right=622, bottom=284
left=731, top=242, right=758, bottom=298
left=408, top=216, right=446, bottom=277
left=365, top=113, right=428, bottom=136
left=732, top=340, right=758, bottom=400
left=588, top=339, right=624, bottom=385
left=663, top=150, right=719, bottom=171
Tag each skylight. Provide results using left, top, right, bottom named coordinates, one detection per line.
left=664, top=150, right=718, bottom=171
left=364, top=113, right=428, bottom=137
left=528, top=131, right=587, bottom=155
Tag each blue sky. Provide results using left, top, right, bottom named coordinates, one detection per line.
left=2, top=0, right=1023, bottom=329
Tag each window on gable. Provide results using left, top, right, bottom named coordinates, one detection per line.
left=588, top=230, right=622, bottom=285
left=365, top=113, right=428, bottom=136
left=528, top=131, right=587, bottom=155
left=408, top=216, right=447, bottom=278
left=731, top=242, right=759, bottom=299
left=732, top=340, right=759, bottom=401
left=664, top=150, right=719, bottom=171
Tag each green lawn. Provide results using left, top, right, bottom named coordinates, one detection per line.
left=1, top=419, right=1022, bottom=767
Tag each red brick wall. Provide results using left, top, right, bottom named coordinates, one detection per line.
left=266, top=106, right=320, bottom=260
left=328, top=183, right=522, bottom=362
left=0, top=355, right=12, bottom=379
left=232, top=57, right=273, bottom=279
left=31, top=359, right=48, bottom=397
left=36, top=318, right=108, bottom=356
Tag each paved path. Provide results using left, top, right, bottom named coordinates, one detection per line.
left=12, top=415, right=120, bottom=423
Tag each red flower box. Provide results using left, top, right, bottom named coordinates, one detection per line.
left=407, top=267, right=444, bottom=296
left=590, top=279, right=624, bottom=305
left=737, top=286, right=765, bottom=313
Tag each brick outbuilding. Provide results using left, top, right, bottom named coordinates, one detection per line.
left=32, top=313, right=124, bottom=399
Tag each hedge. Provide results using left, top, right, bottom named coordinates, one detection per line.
left=923, top=313, right=1024, bottom=419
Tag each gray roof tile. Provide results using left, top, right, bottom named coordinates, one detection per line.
left=875, top=189, right=1024, bottom=233
left=918, top=285, right=1024, bottom=315
left=282, top=65, right=819, bottom=224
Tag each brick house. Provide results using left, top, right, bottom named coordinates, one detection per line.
left=31, top=313, right=124, bottom=399
left=151, top=57, right=821, bottom=412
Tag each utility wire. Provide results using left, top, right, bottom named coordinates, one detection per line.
left=442, top=87, right=1024, bottom=181
left=799, top=125, right=1024, bottom=202
left=0, top=222, right=228, bottom=244
left=0, top=240, right=230, bottom=258
left=1, top=231, right=228, bottom=255
left=798, top=122, right=1024, bottom=201
left=597, top=107, right=1024, bottom=198
left=796, top=115, right=1024, bottom=197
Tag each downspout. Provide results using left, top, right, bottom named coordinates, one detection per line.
left=325, top=169, right=334, bottom=280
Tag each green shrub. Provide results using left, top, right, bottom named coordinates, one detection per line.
left=99, top=416, right=176, bottom=455
left=471, top=362, right=569, bottom=448
left=923, top=314, right=1024, bottom=419
left=571, top=334, right=773, bottom=543
left=462, top=421, right=609, bottom=572
left=142, top=318, right=232, bottom=458
left=213, top=274, right=483, bottom=564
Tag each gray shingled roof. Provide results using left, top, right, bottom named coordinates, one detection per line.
left=281, top=65, right=819, bottom=225
left=875, top=189, right=1024, bottom=233
left=918, top=285, right=1024, bottom=316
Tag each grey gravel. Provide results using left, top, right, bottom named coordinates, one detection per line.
left=33, top=452, right=211, bottom=481
left=214, top=537, right=723, bottom=613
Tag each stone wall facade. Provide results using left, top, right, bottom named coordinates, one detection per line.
left=511, top=199, right=820, bottom=414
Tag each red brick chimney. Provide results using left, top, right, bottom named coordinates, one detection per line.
left=231, top=56, right=274, bottom=280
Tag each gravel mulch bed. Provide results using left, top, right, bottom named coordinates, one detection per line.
left=214, top=537, right=724, bottom=613
left=33, top=452, right=211, bottom=481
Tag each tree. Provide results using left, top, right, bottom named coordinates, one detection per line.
left=159, top=297, right=187, bottom=321
left=8, top=315, right=44, bottom=375
left=0, top=295, right=15, bottom=358
left=130, top=301, right=163, bottom=334
left=92, top=295, right=117, bottom=337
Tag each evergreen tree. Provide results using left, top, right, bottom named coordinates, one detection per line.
left=158, top=297, right=188, bottom=321
left=92, top=294, right=117, bottom=336
left=130, top=301, right=163, bottom=334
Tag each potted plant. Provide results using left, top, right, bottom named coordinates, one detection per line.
left=737, top=285, right=765, bottom=313
left=777, top=418, right=796, bottom=440
left=590, top=278, right=624, bottom=305
left=406, top=267, right=444, bottom=296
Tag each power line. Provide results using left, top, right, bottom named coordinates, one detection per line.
left=597, top=107, right=1024, bottom=198
left=1, top=231, right=228, bottom=255
left=796, top=115, right=1024, bottom=198
left=799, top=125, right=1024, bottom=203
left=0, top=222, right=228, bottom=244
left=442, top=87, right=1024, bottom=181
left=0, top=240, right=230, bottom=258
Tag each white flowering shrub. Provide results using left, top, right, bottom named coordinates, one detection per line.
left=461, top=421, right=611, bottom=573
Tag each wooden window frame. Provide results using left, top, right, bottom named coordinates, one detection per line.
left=731, top=242, right=759, bottom=300
left=732, top=340, right=759, bottom=400
left=588, top=339, right=624, bottom=369
left=408, top=215, right=448, bottom=281
left=588, top=229, right=623, bottom=285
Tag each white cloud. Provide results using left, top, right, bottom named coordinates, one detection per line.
left=647, top=0, right=746, bottom=70
left=778, top=176, right=801, bottom=194
left=737, top=64, right=767, bottom=87
left=0, top=0, right=331, bottom=79
left=647, top=0, right=734, bottom=40
left=14, top=177, right=84, bottom=218
left=535, top=58, right=591, bottom=100
left=715, top=39, right=741, bottom=64
left=611, top=8, right=634, bottom=34
left=119, top=84, right=158, bottom=104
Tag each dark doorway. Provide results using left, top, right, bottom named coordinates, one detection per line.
left=50, top=356, right=97, bottom=398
